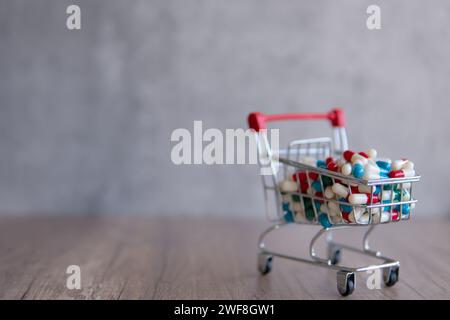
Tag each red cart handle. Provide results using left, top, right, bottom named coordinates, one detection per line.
left=248, top=108, right=345, bottom=132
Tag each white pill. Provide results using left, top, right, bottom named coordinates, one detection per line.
left=348, top=193, right=368, bottom=205
left=365, top=163, right=380, bottom=174
left=367, top=158, right=377, bottom=167
left=295, top=210, right=306, bottom=221
left=381, top=190, right=393, bottom=200
left=292, top=202, right=303, bottom=212
left=403, top=161, right=414, bottom=170
left=358, top=184, right=372, bottom=194
left=353, top=159, right=364, bottom=167
left=337, top=158, right=347, bottom=167
left=392, top=159, right=407, bottom=171
left=341, top=163, right=352, bottom=176
left=351, top=153, right=368, bottom=165
left=330, top=215, right=342, bottom=224
left=324, top=186, right=335, bottom=199
left=332, top=183, right=349, bottom=198
left=403, top=169, right=416, bottom=177
left=381, top=212, right=390, bottom=223
left=279, top=180, right=297, bottom=193
left=367, top=148, right=377, bottom=159
left=363, top=171, right=380, bottom=180
left=401, top=190, right=411, bottom=201
left=328, top=202, right=341, bottom=216
left=302, top=156, right=317, bottom=167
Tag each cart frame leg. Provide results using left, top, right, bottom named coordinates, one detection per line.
left=257, top=222, right=400, bottom=295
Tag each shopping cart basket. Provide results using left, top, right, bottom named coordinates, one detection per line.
left=247, top=108, right=420, bottom=296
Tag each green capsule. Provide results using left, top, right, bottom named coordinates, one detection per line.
left=306, top=207, right=316, bottom=221
left=321, top=176, right=333, bottom=187
left=303, top=198, right=313, bottom=209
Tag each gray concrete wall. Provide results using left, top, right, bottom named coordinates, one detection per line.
left=0, top=0, right=447, bottom=217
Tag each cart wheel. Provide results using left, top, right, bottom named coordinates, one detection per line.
left=328, top=245, right=342, bottom=265
left=337, top=271, right=355, bottom=296
left=383, top=266, right=399, bottom=287
left=258, top=253, right=273, bottom=275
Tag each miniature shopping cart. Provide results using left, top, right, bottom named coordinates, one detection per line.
left=247, top=108, right=420, bottom=296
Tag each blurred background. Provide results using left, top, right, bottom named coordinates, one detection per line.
left=0, top=0, right=447, bottom=217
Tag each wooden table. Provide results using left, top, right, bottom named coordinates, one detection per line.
left=0, top=216, right=449, bottom=299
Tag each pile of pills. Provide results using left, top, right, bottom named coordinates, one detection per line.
left=278, top=148, right=416, bottom=227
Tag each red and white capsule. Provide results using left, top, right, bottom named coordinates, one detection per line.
left=388, top=169, right=416, bottom=178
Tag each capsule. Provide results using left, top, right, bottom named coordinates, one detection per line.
left=376, top=160, right=391, bottom=172
left=392, top=159, right=408, bottom=171
left=341, top=163, right=352, bottom=176
left=401, top=189, right=411, bottom=201
left=283, top=210, right=295, bottom=223
left=339, top=198, right=353, bottom=212
left=292, top=202, right=302, bottom=212
left=282, top=194, right=290, bottom=202
left=330, top=215, right=341, bottom=224
left=342, top=212, right=354, bottom=223
left=279, top=180, right=297, bottom=193
left=366, top=193, right=379, bottom=203
left=337, top=158, right=347, bottom=167
left=327, top=160, right=339, bottom=172
left=312, top=180, right=323, bottom=192
left=318, top=213, right=332, bottom=228
left=316, top=160, right=327, bottom=169
left=328, top=201, right=341, bottom=217
left=348, top=193, right=368, bottom=205
left=295, top=210, right=306, bottom=221
left=363, top=163, right=389, bottom=180
left=308, top=172, right=319, bottom=180
left=323, top=175, right=334, bottom=186
left=343, top=150, right=368, bottom=165
left=388, top=169, right=416, bottom=178
left=357, top=184, right=371, bottom=194
left=352, top=163, right=365, bottom=179
left=332, top=183, right=349, bottom=198
left=381, top=190, right=395, bottom=201
left=325, top=157, right=335, bottom=165
left=366, top=148, right=377, bottom=159
left=403, top=161, right=414, bottom=170
left=359, top=152, right=369, bottom=158
left=292, top=172, right=309, bottom=192
left=380, top=212, right=390, bottom=223
left=391, top=210, right=400, bottom=221
left=302, top=156, right=317, bottom=167
left=398, top=203, right=411, bottom=215
left=324, top=186, right=335, bottom=199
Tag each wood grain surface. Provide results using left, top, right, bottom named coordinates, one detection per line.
left=0, top=216, right=449, bottom=300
